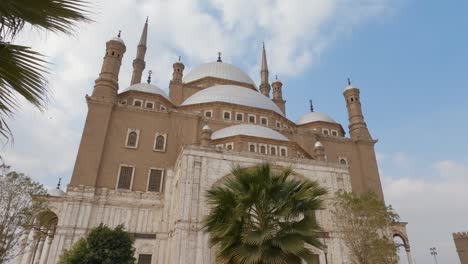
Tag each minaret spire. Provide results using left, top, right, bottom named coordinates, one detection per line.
left=260, top=42, right=271, bottom=97
left=130, top=18, right=148, bottom=85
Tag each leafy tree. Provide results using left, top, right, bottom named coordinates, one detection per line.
left=0, top=169, right=46, bottom=263
left=332, top=192, right=399, bottom=264
left=59, top=224, right=136, bottom=264
left=0, top=0, right=92, bottom=141
left=203, top=163, right=327, bottom=264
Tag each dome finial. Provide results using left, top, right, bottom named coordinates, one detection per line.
left=56, top=177, right=62, bottom=189
left=117, top=30, right=121, bottom=38
left=309, top=99, right=314, bottom=112
left=217, top=52, right=222, bottom=62
left=147, top=70, right=153, bottom=84
left=347, top=77, right=352, bottom=86
left=178, top=56, right=181, bottom=62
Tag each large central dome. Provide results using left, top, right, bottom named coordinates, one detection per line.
left=183, top=61, right=256, bottom=86
left=181, top=85, right=284, bottom=116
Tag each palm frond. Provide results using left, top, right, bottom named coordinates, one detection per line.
left=0, top=42, right=48, bottom=142
left=0, top=0, right=93, bottom=40
left=203, top=163, right=327, bottom=263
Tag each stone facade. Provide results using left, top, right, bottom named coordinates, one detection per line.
left=454, top=231, right=468, bottom=264
left=16, top=20, right=410, bottom=264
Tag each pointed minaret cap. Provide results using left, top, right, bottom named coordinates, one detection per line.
left=139, top=17, right=149, bottom=46
left=261, top=42, right=268, bottom=72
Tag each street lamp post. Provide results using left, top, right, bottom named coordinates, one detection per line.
left=430, top=247, right=438, bottom=264
left=323, top=244, right=328, bottom=264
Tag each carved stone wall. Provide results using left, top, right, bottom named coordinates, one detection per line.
left=38, top=146, right=353, bottom=264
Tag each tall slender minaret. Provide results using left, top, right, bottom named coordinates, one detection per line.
left=259, top=43, right=271, bottom=97
left=343, top=79, right=372, bottom=140
left=130, top=18, right=148, bottom=85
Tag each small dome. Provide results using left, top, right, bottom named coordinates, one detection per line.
left=48, top=188, right=66, bottom=197
left=111, top=37, right=125, bottom=44
left=212, top=124, right=288, bottom=141
left=183, top=62, right=255, bottom=86
left=314, top=141, right=324, bottom=148
left=202, top=125, right=211, bottom=131
left=182, top=85, right=284, bottom=116
left=120, top=83, right=169, bottom=98
left=296, top=112, right=337, bottom=124
left=344, top=85, right=357, bottom=91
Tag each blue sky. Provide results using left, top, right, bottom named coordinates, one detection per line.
left=2, top=0, right=467, bottom=263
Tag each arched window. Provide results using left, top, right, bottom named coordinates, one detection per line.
left=154, top=134, right=166, bottom=151
left=236, top=113, right=243, bottom=121
left=249, top=144, right=256, bottom=152
left=127, top=131, right=138, bottom=147
left=280, top=148, right=287, bottom=157
left=260, top=145, right=266, bottom=154
left=146, top=102, right=154, bottom=109
left=270, top=147, right=276, bottom=156
left=227, top=144, right=233, bottom=150
left=223, top=111, right=231, bottom=120
left=134, top=100, right=142, bottom=107
left=340, top=158, right=347, bottom=165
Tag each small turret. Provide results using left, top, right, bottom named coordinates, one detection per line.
left=313, top=141, right=326, bottom=161
left=172, top=56, right=185, bottom=83
left=272, top=76, right=283, bottom=101
left=272, top=75, right=286, bottom=113
left=92, top=31, right=126, bottom=101
left=201, top=125, right=212, bottom=147
left=259, top=43, right=271, bottom=97
left=130, top=18, right=148, bottom=85
left=343, top=79, right=371, bottom=140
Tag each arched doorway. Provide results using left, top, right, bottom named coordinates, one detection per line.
left=391, top=222, right=413, bottom=264
left=19, top=210, right=58, bottom=264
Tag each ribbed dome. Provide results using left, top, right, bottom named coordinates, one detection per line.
left=181, top=85, right=284, bottom=116
left=183, top=62, right=255, bottom=85
left=296, top=112, right=337, bottom=124
left=48, top=188, right=66, bottom=197
left=120, top=83, right=169, bottom=98
left=212, top=124, right=288, bottom=141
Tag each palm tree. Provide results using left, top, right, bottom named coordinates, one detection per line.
left=204, top=163, right=327, bottom=264
left=0, top=0, right=92, bottom=142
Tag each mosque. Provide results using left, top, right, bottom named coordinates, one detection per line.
left=16, top=20, right=412, bottom=264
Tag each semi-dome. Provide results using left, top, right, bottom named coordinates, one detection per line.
left=183, top=62, right=256, bottom=86
left=181, top=85, right=284, bottom=116
left=212, top=124, right=289, bottom=141
left=296, top=112, right=337, bottom=124
left=48, top=188, right=66, bottom=197
left=120, top=83, right=169, bottom=98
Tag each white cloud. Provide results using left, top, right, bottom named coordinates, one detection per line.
left=383, top=158, right=468, bottom=264
left=2, top=0, right=393, bottom=188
